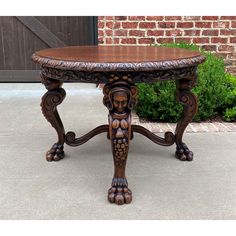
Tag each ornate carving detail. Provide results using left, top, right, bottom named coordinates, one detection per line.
left=45, top=143, right=64, bottom=162
left=108, top=178, right=132, bottom=205
left=135, top=66, right=198, bottom=83
left=176, top=143, right=193, bottom=161
left=175, top=79, right=198, bottom=161
left=41, top=66, right=108, bottom=83
left=32, top=53, right=205, bottom=72
left=103, top=80, right=137, bottom=205
left=41, top=78, right=66, bottom=161
left=40, top=65, right=198, bottom=84
left=109, top=115, right=130, bottom=167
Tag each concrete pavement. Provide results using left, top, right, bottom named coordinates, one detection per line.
left=0, top=83, right=236, bottom=219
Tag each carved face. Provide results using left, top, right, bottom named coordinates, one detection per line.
left=113, top=91, right=128, bottom=113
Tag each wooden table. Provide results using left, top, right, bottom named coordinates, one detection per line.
left=32, top=46, right=205, bottom=205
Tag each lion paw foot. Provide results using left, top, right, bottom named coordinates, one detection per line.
left=175, top=143, right=193, bottom=161
left=108, top=178, right=132, bottom=205
left=46, top=143, right=64, bottom=161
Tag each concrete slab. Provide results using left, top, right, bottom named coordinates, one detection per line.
left=0, top=83, right=236, bottom=219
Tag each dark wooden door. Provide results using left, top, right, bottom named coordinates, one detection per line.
left=0, top=16, right=98, bottom=82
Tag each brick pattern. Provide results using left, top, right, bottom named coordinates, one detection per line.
left=98, top=16, right=236, bottom=75
left=131, top=112, right=236, bottom=133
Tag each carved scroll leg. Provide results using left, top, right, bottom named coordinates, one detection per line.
left=41, top=78, right=66, bottom=162
left=108, top=114, right=132, bottom=205
left=175, top=79, right=198, bottom=161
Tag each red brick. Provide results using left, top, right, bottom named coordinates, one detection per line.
left=176, top=22, right=194, bottom=28
left=165, top=29, right=183, bottom=36
left=139, top=22, right=156, bottom=28
left=115, top=16, right=127, bottom=20
left=175, top=38, right=192, bottom=43
left=156, top=37, right=174, bottom=44
left=104, top=16, right=113, bottom=20
left=138, top=38, right=155, bottom=44
left=147, top=30, right=164, bottom=36
left=128, top=16, right=145, bottom=21
left=105, top=30, right=112, bottom=36
left=202, top=45, right=217, bottom=51
left=202, top=16, right=219, bottom=20
left=218, top=45, right=235, bottom=52
left=193, top=38, right=210, bottom=44
left=105, top=38, right=113, bottom=44
left=146, top=16, right=164, bottom=21
left=105, top=21, right=114, bottom=29
left=114, top=29, right=128, bottom=36
left=98, top=30, right=104, bottom=37
left=113, top=38, right=120, bottom=44
left=129, top=30, right=146, bottom=37
left=122, top=22, right=138, bottom=29
left=98, top=16, right=104, bottom=20
left=113, top=22, right=121, bottom=29
left=211, top=37, right=228, bottom=43
left=195, top=22, right=212, bottom=28
left=232, top=21, right=236, bottom=28
left=227, top=67, right=236, bottom=75
left=213, top=21, right=230, bottom=28
left=98, top=37, right=104, bottom=44
left=227, top=53, right=236, bottom=60
left=184, top=16, right=201, bottom=20
left=120, top=38, right=137, bottom=44
left=165, top=16, right=182, bottom=21
left=184, top=30, right=201, bottom=36
left=220, top=29, right=236, bottom=35
left=158, top=22, right=175, bottom=28
left=202, top=30, right=219, bottom=36
left=98, top=21, right=104, bottom=29
left=220, top=16, right=236, bottom=20
left=216, top=53, right=228, bottom=59
left=230, top=37, right=236, bottom=43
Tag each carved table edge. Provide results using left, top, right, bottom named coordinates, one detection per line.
left=32, top=53, right=206, bottom=72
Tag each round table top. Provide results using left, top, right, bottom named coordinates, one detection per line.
left=32, top=46, right=205, bottom=72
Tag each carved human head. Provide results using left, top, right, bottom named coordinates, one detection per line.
left=113, top=91, right=128, bottom=113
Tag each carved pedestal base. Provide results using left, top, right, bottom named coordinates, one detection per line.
left=40, top=73, right=198, bottom=205
left=103, top=80, right=137, bottom=205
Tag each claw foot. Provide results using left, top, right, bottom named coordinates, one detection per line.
left=108, top=178, right=132, bottom=205
left=175, top=143, right=193, bottom=161
left=46, top=143, right=64, bottom=161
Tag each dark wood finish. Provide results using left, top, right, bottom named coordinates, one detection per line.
left=0, top=16, right=97, bottom=82
left=65, top=125, right=108, bottom=146
left=131, top=125, right=175, bottom=146
left=34, top=45, right=205, bottom=205
left=33, top=46, right=205, bottom=71
left=103, top=80, right=138, bottom=204
left=41, top=76, right=66, bottom=161
left=175, top=78, right=198, bottom=161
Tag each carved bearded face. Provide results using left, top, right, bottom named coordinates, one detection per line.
left=113, top=91, right=128, bottom=113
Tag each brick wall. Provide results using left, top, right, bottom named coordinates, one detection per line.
left=98, top=16, right=236, bottom=74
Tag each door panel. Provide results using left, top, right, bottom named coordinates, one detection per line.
left=0, top=16, right=98, bottom=82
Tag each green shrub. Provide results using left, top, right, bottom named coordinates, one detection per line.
left=223, top=74, right=236, bottom=121
left=135, top=42, right=232, bottom=122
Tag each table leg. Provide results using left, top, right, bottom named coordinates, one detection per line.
left=41, top=77, right=66, bottom=161
left=103, top=81, right=138, bottom=205
left=175, top=79, right=198, bottom=161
